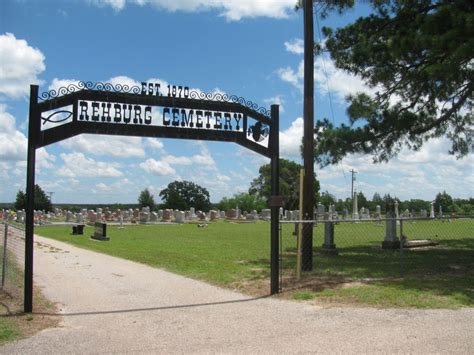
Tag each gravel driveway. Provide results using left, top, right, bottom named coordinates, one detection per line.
left=1, top=235, right=473, bottom=354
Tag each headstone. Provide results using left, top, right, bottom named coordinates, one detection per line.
left=261, top=209, right=271, bottom=220
left=210, top=210, right=218, bottom=221
left=91, top=222, right=109, bottom=241
left=133, top=209, right=140, bottom=220
left=375, top=205, right=382, bottom=219
left=175, top=211, right=185, bottom=223
left=352, top=191, right=359, bottom=220
left=382, top=212, right=399, bottom=249
left=285, top=210, right=290, bottom=221
left=87, top=210, right=96, bottom=224
left=220, top=211, right=226, bottom=219
left=343, top=208, right=349, bottom=220
left=16, top=210, right=25, bottom=223
left=394, top=201, right=400, bottom=220
left=123, top=210, right=130, bottom=221
left=430, top=202, right=435, bottom=218
left=139, top=212, right=149, bottom=224
left=420, top=209, right=427, bottom=218
left=162, top=209, right=172, bottom=221
left=76, top=213, right=83, bottom=223
left=66, top=211, right=73, bottom=222
left=226, top=209, right=237, bottom=219
left=190, top=207, right=196, bottom=219
left=321, top=213, right=338, bottom=255
left=438, top=205, right=443, bottom=218
left=150, top=212, right=158, bottom=222
left=279, top=207, right=284, bottom=220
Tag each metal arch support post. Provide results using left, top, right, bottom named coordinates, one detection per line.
left=302, top=0, right=314, bottom=271
left=25, top=85, right=39, bottom=313
left=270, top=104, right=280, bottom=294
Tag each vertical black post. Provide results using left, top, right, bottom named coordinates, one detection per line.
left=25, top=85, right=39, bottom=313
left=270, top=104, right=280, bottom=294
left=302, top=0, right=314, bottom=270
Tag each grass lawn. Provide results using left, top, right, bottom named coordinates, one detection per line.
left=35, top=219, right=474, bottom=308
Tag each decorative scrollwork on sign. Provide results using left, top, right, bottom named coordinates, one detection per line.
left=38, top=81, right=271, bottom=117
left=247, top=121, right=269, bottom=142
left=41, top=110, right=73, bottom=125
left=39, top=81, right=142, bottom=101
left=188, top=91, right=271, bottom=117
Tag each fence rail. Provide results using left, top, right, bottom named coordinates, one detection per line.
left=279, top=217, right=474, bottom=292
left=0, top=223, right=25, bottom=300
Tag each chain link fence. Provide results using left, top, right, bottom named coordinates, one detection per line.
left=279, top=217, right=474, bottom=291
left=0, top=223, right=25, bottom=300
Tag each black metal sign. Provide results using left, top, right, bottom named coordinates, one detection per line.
left=24, top=80, right=280, bottom=312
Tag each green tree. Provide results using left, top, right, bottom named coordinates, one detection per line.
left=14, top=185, right=52, bottom=212
left=434, top=190, right=454, bottom=212
left=159, top=180, right=211, bottom=211
left=319, top=190, right=336, bottom=208
left=312, top=0, right=473, bottom=166
left=356, top=191, right=368, bottom=208
left=217, top=192, right=267, bottom=212
left=249, top=158, right=320, bottom=210
left=138, top=188, right=156, bottom=211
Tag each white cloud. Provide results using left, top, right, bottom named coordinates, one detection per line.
left=277, top=66, right=302, bottom=92
left=139, top=158, right=176, bottom=176
left=37, top=148, right=56, bottom=169
left=264, top=95, right=285, bottom=113
left=108, top=75, right=140, bottom=88
left=0, top=104, right=27, bottom=161
left=284, top=38, right=304, bottom=55
left=139, top=144, right=216, bottom=177
left=0, top=33, right=45, bottom=99
left=86, top=0, right=297, bottom=21
left=314, top=57, right=374, bottom=102
left=87, top=0, right=126, bottom=11
left=317, top=137, right=474, bottom=200
left=60, top=135, right=146, bottom=157
left=280, top=117, right=304, bottom=158
left=277, top=57, right=373, bottom=102
left=146, top=138, right=164, bottom=151
left=57, top=152, right=123, bottom=177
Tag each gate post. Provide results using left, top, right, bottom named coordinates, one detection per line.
left=25, top=85, right=39, bottom=313
left=270, top=104, right=280, bottom=294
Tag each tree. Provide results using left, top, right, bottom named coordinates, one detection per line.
left=138, top=188, right=156, bottom=211
left=159, top=181, right=211, bottom=211
left=14, top=185, right=52, bottom=212
left=313, top=0, right=473, bottom=166
left=434, top=190, right=454, bottom=212
left=319, top=190, right=336, bottom=208
left=249, top=158, right=320, bottom=211
left=356, top=191, right=368, bottom=208
left=217, top=193, right=267, bottom=213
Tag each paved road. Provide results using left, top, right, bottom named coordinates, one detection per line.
left=1, top=235, right=473, bottom=354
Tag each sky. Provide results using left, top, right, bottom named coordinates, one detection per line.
left=0, top=0, right=472, bottom=205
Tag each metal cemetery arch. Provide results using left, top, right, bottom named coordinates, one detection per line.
left=25, top=82, right=280, bottom=312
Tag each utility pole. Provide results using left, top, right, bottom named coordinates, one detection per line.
left=302, top=0, right=314, bottom=271
left=350, top=169, right=357, bottom=201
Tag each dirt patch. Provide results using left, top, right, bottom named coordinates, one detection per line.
left=0, top=287, right=60, bottom=345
